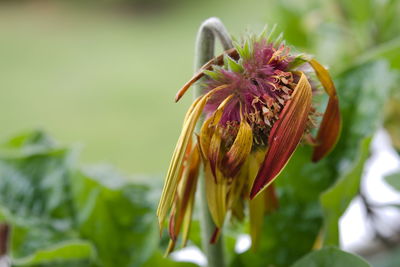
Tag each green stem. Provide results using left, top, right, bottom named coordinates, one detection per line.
left=193, top=17, right=232, bottom=267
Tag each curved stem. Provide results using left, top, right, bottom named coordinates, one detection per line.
left=193, top=17, right=232, bottom=267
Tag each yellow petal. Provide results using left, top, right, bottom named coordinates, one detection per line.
left=205, top=164, right=227, bottom=228
left=226, top=159, right=248, bottom=214
left=249, top=190, right=265, bottom=251
left=208, top=127, right=222, bottom=180
left=157, top=85, right=227, bottom=230
left=222, top=120, right=253, bottom=177
left=308, top=59, right=336, bottom=97
left=247, top=150, right=266, bottom=250
left=206, top=94, right=234, bottom=179
left=199, top=116, right=214, bottom=159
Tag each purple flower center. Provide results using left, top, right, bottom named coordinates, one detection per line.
left=203, top=40, right=296, bottom=146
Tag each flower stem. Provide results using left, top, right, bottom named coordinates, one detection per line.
left=193, top=17, right=232, bottom=267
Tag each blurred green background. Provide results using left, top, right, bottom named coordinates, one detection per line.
left=2, top=0, right=397, bottom=175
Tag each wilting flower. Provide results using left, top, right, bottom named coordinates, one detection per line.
left=157, top=28, right=341, bottom=253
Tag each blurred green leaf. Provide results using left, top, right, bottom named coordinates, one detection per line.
left=291, top=247, right=371, bottom=267
left=320, top=137, right=371, bottom=245
left=384, top=98, right=400, bottom=153
left=0, top=131, right=159, bottom=267
left=71, top=166, right=158, bottom=267
left=0, top=131, right=81, bottom=262
left=356, top=37, right=400, bottom=69
left=385, top=172, right=400, bottom=191
left=319, top=61, right=394, bottom=246
left=13, top=240, right=95, bottom=266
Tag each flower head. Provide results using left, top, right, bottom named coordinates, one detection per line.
left=157, top=28, right=341, bottom=253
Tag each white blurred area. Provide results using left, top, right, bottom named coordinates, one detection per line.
left=340, top=129, right=400, bottom=251
left=172, top=129, right=400, bottom=266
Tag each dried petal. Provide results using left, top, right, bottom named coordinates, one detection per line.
left=250, top=72, right=312, bottom=199
left=175, top=48, right=239, bottom=102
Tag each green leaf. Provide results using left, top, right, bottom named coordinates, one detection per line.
left=320, top=137, right=371, bottom=245
left=203, top=70, right=222, bottom=80
left=223, top=55, right=243, bottom=73
left=385, top=172, right=400, bottom=191
left=71, top=166, right=158, bottom=267
left=291, top=247, right=371, bottom=267
left=13, top=240, right=95, bottom=266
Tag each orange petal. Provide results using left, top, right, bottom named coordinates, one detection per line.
left=250, top=72, right=312, bottom=199
left=308, top=59, right=341, bottom=161
left=175, top=48, right=238, bottom=102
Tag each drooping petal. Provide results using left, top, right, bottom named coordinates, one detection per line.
left=222, top=119, right=253, bottom=177
left=180, top=188, right=196, bottom=247
left=157, top=85, right=227, bottom=230
left=165, top=145, right=200, bottom=255
left=226, top=159, right=249, bottom=217
left=308, top=59, right=341, bottom=162
left=250, top=72, right=312, bottom=199
left=208, top=128, right=222, bottom=180
left=173, top=146, right=200, bottom=236
left=199, top=116, right=214, bottom=159
left=205, top=164, right=227, bottom=228
left=249, top=191, right=265, bottom=251
left=247, top=149, right=266, bottom=250
left=206, top=94, right=234, bottom=179
left=175, top=48, right=239, bottom=102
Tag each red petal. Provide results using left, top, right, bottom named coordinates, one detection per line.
left=250, top=72, right=312, bottom=199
